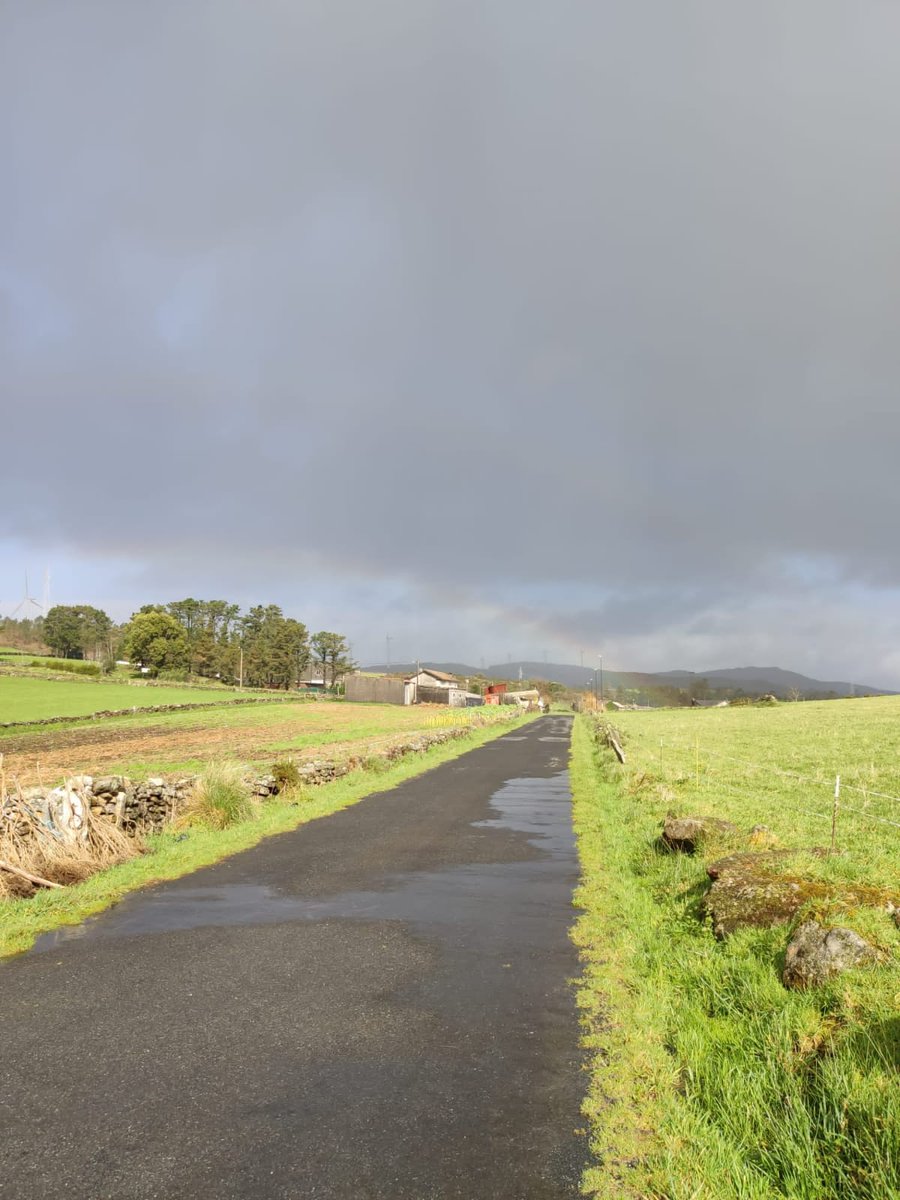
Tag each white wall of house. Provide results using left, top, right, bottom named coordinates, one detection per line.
left=408, top=671, right=459, bottom=690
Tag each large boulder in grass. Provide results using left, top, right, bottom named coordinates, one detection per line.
left=704, top=853, right=823, bottom=938
left=660, top=814, right=738, bottom=854
left=705, top=849, right=828, bottom=882
left=703, top=851, right=896, bottom=940
left=783, top=921, right=877, bottom=990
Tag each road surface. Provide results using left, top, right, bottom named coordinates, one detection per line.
left=1, top=715, right=586, bottom=1198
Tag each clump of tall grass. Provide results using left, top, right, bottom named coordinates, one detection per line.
left=0, top=798, right=139, bottom=899
left=361, top=753, right=391, bottom=775
left=269, top=759, right=314, bottom=805
left=271, top=759, right=301, bottom=791
left=30, top=658, right=101, bottom=676
left=180, top=761, right=253, bottom=830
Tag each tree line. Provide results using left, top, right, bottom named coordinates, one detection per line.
left=2, top=601, right=353, bottom=691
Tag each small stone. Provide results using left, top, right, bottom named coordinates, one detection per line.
left=748, top=824, right=779, bottom=848
left=782, top=921, right=877, bottom=990
left=661, top=814, right=738, bottom=854
left=92, top=776, right=124, bottom=795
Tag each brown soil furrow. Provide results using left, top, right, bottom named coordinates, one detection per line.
left=0, top=721, right=432, bottom=788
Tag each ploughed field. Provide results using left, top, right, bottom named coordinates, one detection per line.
left=0, top=684, right=481, bottom=786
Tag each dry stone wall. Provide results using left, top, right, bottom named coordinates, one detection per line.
left=2, top=722, right=512, bottom=839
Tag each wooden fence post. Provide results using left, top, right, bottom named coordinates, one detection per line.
left=831, top=774, right=841, bottom=853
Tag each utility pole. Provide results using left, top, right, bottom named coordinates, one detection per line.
left=386, top=634, right=392, bottom=672
left=599, top=654, right=604, bottom=710
left=239, top=645, right=243, bottom=690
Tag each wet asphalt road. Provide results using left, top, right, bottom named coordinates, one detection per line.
left=0, top=715, right=585, bottom=1199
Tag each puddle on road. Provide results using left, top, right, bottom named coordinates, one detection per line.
left=472, top=774, right=574, bottom=856
left=26, top=771, right=575, bottom=954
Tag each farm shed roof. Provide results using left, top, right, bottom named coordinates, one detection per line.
left=407, top=668, right=459, bottom=683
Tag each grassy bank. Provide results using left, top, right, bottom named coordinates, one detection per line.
left=571, top=714, right=900, bottom=1200
left=1, top=714, right=531, bottom=959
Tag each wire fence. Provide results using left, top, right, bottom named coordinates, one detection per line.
left=617, top=727, right=900, bottom=845
left=691, top=745, right=900, bottom=831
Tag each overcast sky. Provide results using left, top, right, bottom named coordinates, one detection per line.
left=3, top=1, right=900, bottom=684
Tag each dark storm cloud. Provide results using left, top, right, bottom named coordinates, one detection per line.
left=3, top=1, right=900, bottom=677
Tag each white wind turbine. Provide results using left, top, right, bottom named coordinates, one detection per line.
left=10, top=572, right=43, bottom=620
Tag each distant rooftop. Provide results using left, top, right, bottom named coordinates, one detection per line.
left=410, top=667, right=458, bottom=682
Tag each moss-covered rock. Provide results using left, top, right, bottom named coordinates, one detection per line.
left=703, top=850, right=898, bottom=939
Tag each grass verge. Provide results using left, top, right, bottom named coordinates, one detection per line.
left=571, top=714, right=900, bottom=1200
left=0, top=714, right=532, bottom=959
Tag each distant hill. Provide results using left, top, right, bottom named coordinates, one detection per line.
left=651, top=666, right=892, bottom=698
left=361, top=660, right=893, bottom=700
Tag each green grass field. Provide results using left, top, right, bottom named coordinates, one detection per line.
left=0, top=674, right=249, bottom=723
left=573, top=699, right=900, bottom=1200
left=614, top=695, right=900, bottom=884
